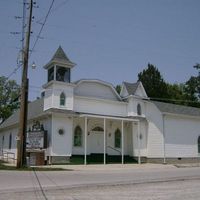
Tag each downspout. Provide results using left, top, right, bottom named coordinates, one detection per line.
left=162, top=114, right=166, bottom=164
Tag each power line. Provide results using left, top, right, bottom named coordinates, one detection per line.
left=30, top=0, right=55, bottom=57
left=150, top=97, right=200, bottom=104
left=36, top=0, right=70, bottom=24
left=51, top=0, right=70, bottom=13
left=3, top=1, right=28, bottom=81
left=6, top=65, right=22, bottom=79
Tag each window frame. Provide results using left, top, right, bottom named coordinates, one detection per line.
left=74, top=126, right=83, bottom=147
left=9, top=133, right=12, bottom=150
left=198, top=136, right=200, bottom=154
left=114, top=128, right=121, bottom=148
left=137, top=103, right=142, bottom=116
left=60, top=92, right=66, bottom=106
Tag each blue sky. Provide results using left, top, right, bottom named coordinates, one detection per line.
left=1, top=0, right=200, bottom=100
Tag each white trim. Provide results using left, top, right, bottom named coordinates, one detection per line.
left=162, top=114, right=166, bottom=164
left=137, top=121, right=141, bottom=164
left=137, top=81, right=148, bottom=98
left=84, top=117, right=87, bottom=165
left=103, top=118, right=106, bottom=165
left=80, top=114, right=139, bottom=122
left=50, top=114, right=54, bottom=164
left=122, top=94, right=149, bottom=100
left=120, top=83, right=128, bottom=97
left=121, top=120, right=124, bottom=164
left=43, top=60, right=75, bottom=70
left=53, top=65, right=56, bottom=81
left=43, top=80, right=76, bottom=89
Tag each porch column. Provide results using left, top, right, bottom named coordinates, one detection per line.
left=103, top=118, right=106, bottom=165
left=137, top=121, right=141, bottom=164
left=84, top=117, right=88, bottom=165
left=163, top=114, right=166, bottom=164
left=121, top=120, right=124, bottom=164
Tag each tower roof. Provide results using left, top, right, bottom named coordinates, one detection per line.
left=44, top=46, right=75, bottom=69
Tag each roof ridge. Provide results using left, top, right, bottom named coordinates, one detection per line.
left=51, top=46, right=71, bottom=62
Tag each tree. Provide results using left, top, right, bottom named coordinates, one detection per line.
left=184, top=64, right=200, bottom=102
left=138, top=63, right=168, bottom=98
left=0, top=76, right=20, bottom=123
left=116, top=85, right=121, bottom=94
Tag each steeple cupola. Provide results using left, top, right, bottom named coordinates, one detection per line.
left=44, top=46, right=75, bottom=83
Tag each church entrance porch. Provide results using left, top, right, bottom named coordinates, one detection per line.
left=72, top=114, right=142, bottom=165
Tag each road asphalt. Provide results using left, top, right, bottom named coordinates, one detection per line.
left=0, top=164, right=200, bottom=199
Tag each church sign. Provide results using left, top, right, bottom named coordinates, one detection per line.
left=26, top=131, right=45, bottom=149
left=26, top=121, right=47, bottom=149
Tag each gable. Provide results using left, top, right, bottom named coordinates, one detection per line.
left=74, top=80, right=121, bottom=101
left=134, top=83, right=148, bottom=98
left=120, top=84, right=129, bottom=97
left=121, top=81, right=148, bottom=98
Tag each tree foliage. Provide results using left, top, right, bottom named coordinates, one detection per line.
left=138, top=63, right=168, bottom=98
left=0, top=76, right=20, bottom=123
left=115, top=85, right=121, bottom=94
left=137, top=63, right=197, bottom=106
left=183, top=64, right=200, bottom=102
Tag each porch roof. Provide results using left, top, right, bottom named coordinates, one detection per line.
left=79, top=113, right=140, bottom=122
left=47, top=108, right=141, bottom=121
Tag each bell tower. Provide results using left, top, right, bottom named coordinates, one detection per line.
left=44, top=45, right=75, bottom=83
left=43, top=46, right=76, bottom=111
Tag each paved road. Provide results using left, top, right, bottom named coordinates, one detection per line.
left=0, top=165, right=200, bottom=199
left=1, top=179, right=200, bottom=200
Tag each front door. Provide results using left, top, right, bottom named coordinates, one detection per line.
left=90, top=131, right=104, bottom=153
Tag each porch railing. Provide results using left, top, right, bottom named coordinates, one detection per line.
left=107, top=146, right=121, bottom=155
left=2, top=151, right=16, bottom=164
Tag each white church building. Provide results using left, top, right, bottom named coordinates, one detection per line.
left=1, top=46, right=200, bottom=165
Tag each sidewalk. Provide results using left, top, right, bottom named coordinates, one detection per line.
left=42, top=163, right=176, bottom=171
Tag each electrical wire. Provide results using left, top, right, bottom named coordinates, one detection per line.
left=149, top=97, right=200, bottom=104
left=30, top=0, right=55, bottom=57
left=4, top=0, right=55, bottom=80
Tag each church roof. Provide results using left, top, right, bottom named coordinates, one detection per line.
left=152, top=101, right=200, bottom=117
left=0, top=98, right=44, bottom=130
left=51, top=46, right=72, bottom=63
left=44, top=46, right=75, bottom=69
left=0, top=98, right=78, bottom=131
left=123, top=81, right=140, bottom=95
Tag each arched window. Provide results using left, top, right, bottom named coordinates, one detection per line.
left=198, top=136, right=200, bottom=154
left=9, top=133, right=12, bottom=149
left=74, top=126, right=82, bottom=147
left=60, top=92, right=65, bottom=106
left=115, top=129, right=121, bottom=148
left=137, top=104, right=142, bottom=115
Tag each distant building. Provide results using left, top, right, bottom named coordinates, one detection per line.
left=1, top=46, right=200, bottom=165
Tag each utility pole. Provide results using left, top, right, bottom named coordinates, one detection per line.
left=17, top=0, right=33, bottom=168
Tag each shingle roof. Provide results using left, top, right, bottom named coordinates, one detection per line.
left=51, top=46, right=74, bottom=64
left=152, top=101, right=200, bottom=117
left=123, top=81, right=140, bottom=95
left=0, top=98, right=44, bottom=130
